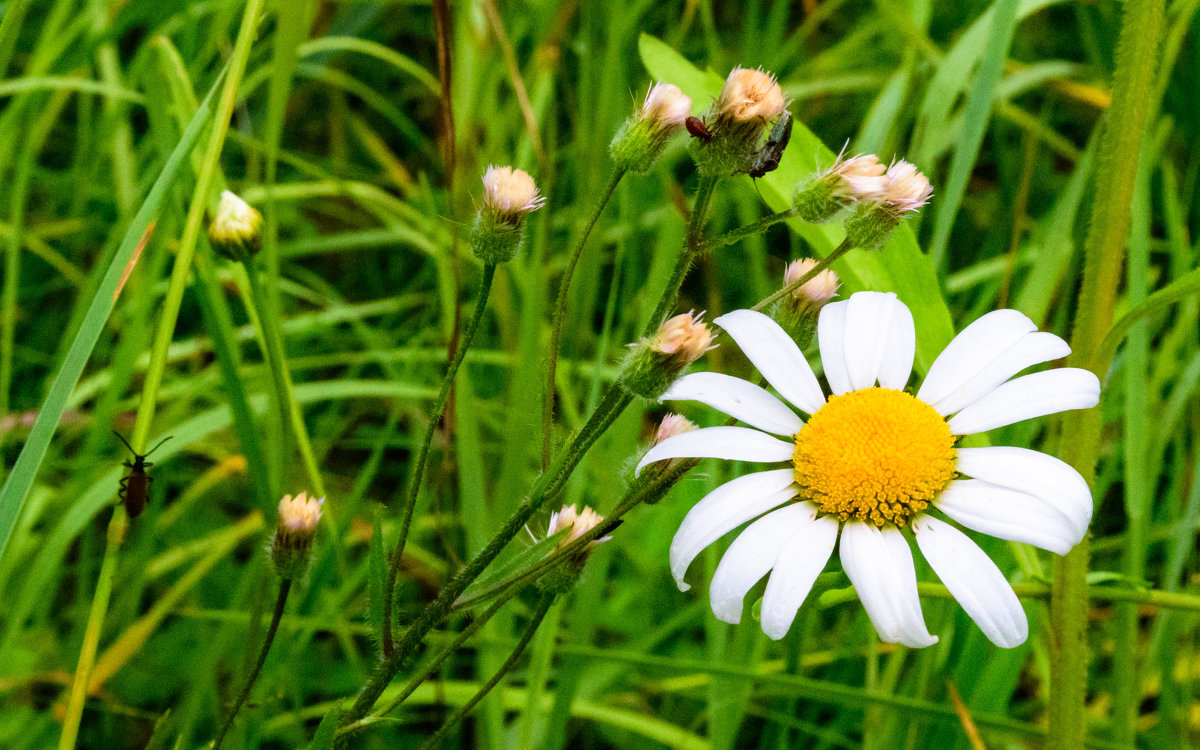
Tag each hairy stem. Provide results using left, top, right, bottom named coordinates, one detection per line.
left=542, top=168, right=625, bottom=469
left=641, top=175, right=720, bottom=336
left=382, top=263, right=497, bottom=655
left=213, top=578, right=292, bottom=749
left=752, top=236, right=853, bottom=312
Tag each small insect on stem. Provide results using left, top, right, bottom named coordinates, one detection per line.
left=746, top=110, right=793, bottom=179
left=114, top=432, right=172, bottom=519
left=685, top=116, right=714, bottom=144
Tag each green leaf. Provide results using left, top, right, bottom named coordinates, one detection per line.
left=455, top=529, right=568, bottom=609
left=307, top=700, right=341, bottom=750
left=638, top=34, right=955, bottom=371
left=368, top=505, right=386, bottom=642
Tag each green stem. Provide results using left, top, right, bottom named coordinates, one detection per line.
left=703, top=207, right=798, bottom=251
left=417, top=592, right=555, bottom=750
left=752, top=237, right=853, bottom=312
left=54, top=3, right=264, bottom=747
left=243, top=265, right=325, bottom=498
left=213, top=578, right=293, bottom=749
left=641, top=175, right=720, bottom=337
left=344, top=381, right=630, bottom=725
left=542, top=168, right=626, bottom=470
left=382, top=264, right=497, bottom=655
left=339, top=577, right=529, bottom=739
left=1049, top=1, right=1165, bottom=748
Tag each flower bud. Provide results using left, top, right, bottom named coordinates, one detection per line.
left=793, top=153, right=886, bottom=223
left=843, top=160, right=932, bottom=251
left=536, top=504, right=612, bottom=593
left=620, top=312, right=714, bottom=400
left=690, top=67, right=788, bottom=177
left=469, top=165, right=546, bottom=263
left=270, top=491, right=323, bottom=579
left=610, top=82, right=692, bottom=174
left=635, top=414, right=700, bottom=503
left=775, top=258, right=840, bottom=336
left=209, top=191, right=262, bottom=263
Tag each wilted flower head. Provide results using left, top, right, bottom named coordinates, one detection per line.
left=481, top=165, right=546, bottom=222
left=716, top=67, right=786, bottom=124
left=611, top=82, right=692, bottom=174
left=209, top=190, right=262, bottom=263
left=621, top=312, right=715, bottom=400
left=271, top=491, right=324, bottom=579
left=471, top=165, right=545, bottom=263
left=655, top=413, right=698, bottom=444
left=548, top=504, right=612, bottom=550
left=878, top=160, right=933, bottom=215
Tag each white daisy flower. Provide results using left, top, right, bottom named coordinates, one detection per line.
left=636, top=291, right=1100, bottom=648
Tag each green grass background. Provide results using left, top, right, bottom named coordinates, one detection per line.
left=0, top=0, right=1197, bottom=748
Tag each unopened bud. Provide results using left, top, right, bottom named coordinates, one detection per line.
left=537, top=504, right=612, bottom=593
left=270, top=491, right=323, bottom=579
left=611, top=82, right=692, bottom=174
left=209, top=191, right=262, bottom=263
left=470, top=165, right=546, bottom=263
left=691, top=67, right=788, bottom=177
left=844, top=160, right=932, bottom=251
left=793, top=153, right=886, bottom=223
left=621, top=312, right=714, bottom=399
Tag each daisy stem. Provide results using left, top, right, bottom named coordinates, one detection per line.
left=381, top=263, right=497, bottom=657
left=703, top=207, right=798, bottom=251
left=340, top=580, right=527, bottom=737
left=641, top=175, right=720, bottom=337
left=212, top=577, right=292, bottom=750
left=345, top=381, right=631, bottom=724
left=1048, top=0, right=1164, bottom=747
left=751, top=236, right=852, bottom=312
left=542, top=167, right=626, bottom=470
left=416, top=591, right=555, bottom=750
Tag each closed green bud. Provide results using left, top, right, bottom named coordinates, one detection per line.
left=209, top=191, right=262, bottom=263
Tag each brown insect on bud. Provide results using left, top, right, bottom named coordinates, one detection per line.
left=685, top=116, right=713, bottom=144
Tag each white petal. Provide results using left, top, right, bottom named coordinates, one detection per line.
left=918, top=309, right=1036, bottom=406
left=713, top=310, right=826, bottom=414
left=932, top=332, right=1071, bottom=416
left=934, top=479, right=1082, bottom=554
left=843, top=292, right=896, bottom=391
left=635, top=426, right=794, bottom=476
left=662, top=372, right=803, bottom=436
left=878, top=299, right=916, bottom=391
left=947, top=368, right=1101, bottom=435
left=955, top=446, right=1093, bottom=532
left=817, top=300, right=852, bottom=395
left=912, top=516, right=1028, bottom=648
left=710, top=504, right=816, bottom=624
left=841, top=523, right=938, bottom=648
left=669, top=469, right=798, bottom=590
left=760, top=515, right=839, bottom=640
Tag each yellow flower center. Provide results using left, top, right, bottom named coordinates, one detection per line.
left=792, top=387, right=956, bottom=527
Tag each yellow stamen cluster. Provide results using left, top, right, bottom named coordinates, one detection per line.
left=792, top=387, right=956, bottom=527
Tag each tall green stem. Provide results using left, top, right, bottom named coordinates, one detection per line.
left=213, top=578, right=292, bottom=749
left=417, top=592, right=555, bottom=750
left=542, top=168, right=625, bottom=469
left=641, top=175, right=720, bottom=336
left=55, top=3, right=265, bottom=747
left=1049, top=1, right=1165, bottom=747
left=381, top=264, right=497, bottom=655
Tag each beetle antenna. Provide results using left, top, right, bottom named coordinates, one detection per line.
left=113, top=431, right=137, bottom=457
left=144, top=436, right=173, bottom=458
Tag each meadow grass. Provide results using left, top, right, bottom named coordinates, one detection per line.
left=1, top=1, right=1199, bottom=748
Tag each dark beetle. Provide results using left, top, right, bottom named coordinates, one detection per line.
left=114, top=432, right=172, bottom=518
left=685, top=116, right=713, bottom=144
left=746, top=110, right=793, bottom=178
